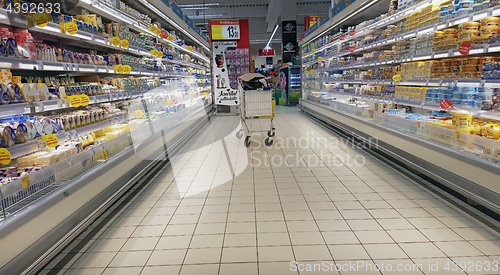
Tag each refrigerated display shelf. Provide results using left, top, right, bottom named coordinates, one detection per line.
left=0, top=56, right=194, bottom=77
left=81, top=0, right=210, bottom=62
left=312, top=78, right=500, bottom=88
left=302, top=0, right=500, bottom=57
left=5, top=114, right=128, bottom=161
left=0, top=90, right=149, bottom=117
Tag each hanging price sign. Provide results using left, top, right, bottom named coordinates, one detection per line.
left=33, top=13, right=49, bottom=28
left=0, top=148, right=11, bottom=165
left=156, top=29, right=162, bottom=36
left=111, top=37, right=121, bottom=47
left=187, top=46, right=193, bottom=51
left=211, top=20, right=240, bottom=40
left=149, top=25, right=158, bottom=33
left=310, top=69, right=314, bottom=73
left=349, top=47, right=355, bottom=52
left=318, top=57, right=323, bottom=61
left=349, top=30, right=355, bottom=36
left=151, top=50, right=159, bottom=57
left=440, top=99, right=452, bottom=109
left=68, top=95, right=82, bottom=107
left=157, top=51, right=164, bottom=58
left=173, top=99, right=178, bottom=104
left=123, top=65, right=132, bottom=74
left=40, top=134, right=59, bottom=148
left=80, top=94, right=90, bottom=106
left=340, top=35, right=345, bottom=40
left=311, top=49, right=316, bottom=53
left=65, top=22, right=78, bottom=35
left=120, top=39, right=129, bottom=48
left=134, top=110, right=144, bottom=118
left=459, top=43, right=471, bottom=55
left=115, top=65, right=124, bottom=73
left=392, top=75, right=402, bottom=81
left=167, top=35, right=174, bottom=41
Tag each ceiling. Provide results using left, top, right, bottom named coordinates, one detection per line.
left=176, top=0, right=332, bottom=46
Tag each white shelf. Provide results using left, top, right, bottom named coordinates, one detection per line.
left=304, top=88, right=500, bottom=117
left=80, top=0, right=210, bottom=63
left=302, top=4, right=500, bottom=61
left=6, top=114, right=128, bottom=160
left=0, top=57, right=195, bottom=77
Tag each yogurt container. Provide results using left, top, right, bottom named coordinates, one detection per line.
left=480, top=17, right=500, bottom=27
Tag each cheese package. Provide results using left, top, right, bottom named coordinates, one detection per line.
left=17, top=151, right=48, bottom=166
left=34, top=152, right=58, bottom=167
left=105, top=130, right=125, bottom=140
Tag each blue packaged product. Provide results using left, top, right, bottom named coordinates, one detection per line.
left=0, top=90, right=10, bottom=104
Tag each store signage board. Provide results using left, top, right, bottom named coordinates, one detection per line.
left=305, top=16, right=323, bottom=31
left=185, top=17, right=195, bottom=30
left=282, top=20, right=297, bottom=63
left=258, top=48, right=275, bottom=57
left=168, top=1, right=184, bottom=20
left=212, top=41, right=239, bottom=106
left=211, top=20, right=240, bottom=40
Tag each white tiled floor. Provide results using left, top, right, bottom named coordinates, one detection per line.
left=40, top=107, right=500, bottom=275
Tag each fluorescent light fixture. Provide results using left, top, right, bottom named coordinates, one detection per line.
left=266, top=24, right=280, bottom=49
left=178, top=3, right=220, bottom=8
left=179, top=6, right=210, bottom=10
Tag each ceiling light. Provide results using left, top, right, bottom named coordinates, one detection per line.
left=178, top=3, right=220, bottom=8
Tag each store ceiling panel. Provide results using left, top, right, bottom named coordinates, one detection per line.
left=177, top=0, right=331, bottom=44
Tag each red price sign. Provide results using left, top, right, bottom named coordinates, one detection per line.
left=340, top=35, right=345, bottom=40
left=440, top=99, right=452, bottom=109
left=349, top=47, right=355, bottom=52
left=459, top=43, right=471, bottom=55
left=349, top=30, right=355, bottom=36
left=173, top=99, right=178, bottom=104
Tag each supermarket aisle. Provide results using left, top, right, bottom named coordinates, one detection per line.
left=40, top=106, right=500, bottom=275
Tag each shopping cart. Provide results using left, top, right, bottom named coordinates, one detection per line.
left=236, top=81, right=276, bottom=147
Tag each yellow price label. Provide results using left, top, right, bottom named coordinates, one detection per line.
left=156, top=29, right=161, bottom=36
left=123, top=65, right=132, bottom=74
left=417, top=122, right=421, bottom=128
left=455, top=131, right=461, bottom=139
left=64, top=22, right=78, bottom=35
left=115, top=65, right=124, bottom=74
left=151, top=50, right=159, bottom=57
left=0, top=148, right=11, bottom=165
left=22, top=176, right=30, bottom=189
left=167, top=101, right=174, bottom=106
left=120, top=39, right=129, bottom=48
left=80, top=94, right=90, bottom=106
left=167, top=35, right=174, bottom=41
left=68, top=95, right=82, bottom=107
left=102, top=150, right=108, bottom=161
left=40, top=134, right=59, bottom=148
left=310, top=69, right=314, bottom=73
left=111, top=37, right=121, bottom=47
left=157, top=51, right=164, bottom=58
left=311, top=49, right=316, bottom=53
left=318, top=57, right=323, bottom=61
left=134, top=110, right=144, bottom=118
left=303, top=53, right=306, bottom=56
left=149, top=25, right=157, bottom=33
left=33, top=13, right=48, bottom=28
left=392, top=74, right=402, bottom=82
left=187, top=46, right=193, bottom=51
left=203, top=92, right=207, bottom=96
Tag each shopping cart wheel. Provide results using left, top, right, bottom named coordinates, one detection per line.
left=244, top=136, right=251, bottom=147
left=236, top=129, right=244, bottom=139
left=267, top=130, right=275, bottom=137
left=265, top=137, right=274, bottom=146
